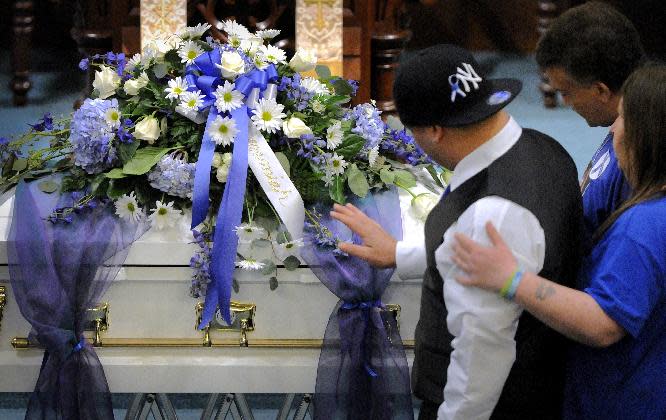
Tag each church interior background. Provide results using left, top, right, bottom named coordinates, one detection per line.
left=0, top=0, right=664, bottom=418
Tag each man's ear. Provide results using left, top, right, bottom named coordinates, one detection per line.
left=431, top=125, right=446, bottom=143
left=593, top=81, right=613, bottom=103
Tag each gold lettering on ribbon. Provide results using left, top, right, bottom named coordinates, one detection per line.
left=249, top=136, right=292, bottom=205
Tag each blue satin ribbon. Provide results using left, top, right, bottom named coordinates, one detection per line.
left=340, top=300, right=383, bottom=377
left=187, top=47, right=278, bottom=326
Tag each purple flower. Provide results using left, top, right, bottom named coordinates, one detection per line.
left=78, top=58, right=89, bottom=71
left=29, top=113, right=54, bottom=132
left=116, top=119, right=135, bottom=144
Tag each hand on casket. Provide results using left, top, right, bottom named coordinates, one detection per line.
left=330, top=202, right=398, bottom=268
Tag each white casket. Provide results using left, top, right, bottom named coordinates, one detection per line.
left=0, top=189, right=426, bottom=394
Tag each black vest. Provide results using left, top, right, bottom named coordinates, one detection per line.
left=412, top=129, right=583, bottom=420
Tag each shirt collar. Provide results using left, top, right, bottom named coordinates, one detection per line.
left=449, top=116, right=522, bottom=191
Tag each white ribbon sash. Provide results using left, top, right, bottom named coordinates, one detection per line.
left=248, top=127, right=305, bottom=240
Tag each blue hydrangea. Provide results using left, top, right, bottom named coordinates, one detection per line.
left=345, top=103, right=386, bottom=152
left=147, top=153, right=195, bottom=199
left=69, top=98, right=119, bottom=174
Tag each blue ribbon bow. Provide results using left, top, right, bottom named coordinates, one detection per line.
left=340, top=299, right=384, bottom=377
left=187, top=48, right=278, bottom=327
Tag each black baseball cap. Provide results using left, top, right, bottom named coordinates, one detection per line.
left=393, top=44, right=522, bottom=128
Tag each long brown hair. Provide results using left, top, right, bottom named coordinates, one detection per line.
left=593, top=64, right=666, bottom=243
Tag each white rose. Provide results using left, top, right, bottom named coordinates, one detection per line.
left=216, top=51, right=245, bottom=79
left=289, top=49, right=317, bottom=72
left=282, top=117, right=312, bottom=138
left=93, top=66, right=120, bottom=99
left=216, top=165, right=229, bottom=183
left=133, top=116, right=161, bottom=144
left=411, top=193, right=439, bottom=221
left=123, top=72, right=149, bottom=96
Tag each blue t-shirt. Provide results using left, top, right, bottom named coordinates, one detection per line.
left=581, top=132, right=631, bottom=247
left=564, top=197, right=666, bottom=420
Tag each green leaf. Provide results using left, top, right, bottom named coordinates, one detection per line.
left=394, top=169, right=417, bottom=189
left=379, top=168, right=395, bottom=185
left=331, top=78, right=353, bottom=96
left=269, top=276, right=279, bottom=291
left=12, top=158, right=27, bottom=172
left=274, top=152, right=290, bottom=176
left=426, top=164, right=444, bottom=188
left=251, top=238, right=271, bottom=248
left=118, top=141, right=140, bottom=164
left=335, top=135, right=365, bottom=159
left=255, top=216, right=279, bottom=233
left=104, top=168, right=127, bottom=179
left=347, top=164, right=369, bottom=198
left=328, top=175, right=346, bottom=204
left=38, top=180, right=59, bottom=194
left=315, top=65, right=331, bottom=80
left=260, top=259, right=277, bottom=275
left=283, top=255, right=300, bottom=271
left=106, top=180, right=132, bottom=199
left=122, top=147, right=174, bottom=175
left=276, top=230, right=292, bottom=244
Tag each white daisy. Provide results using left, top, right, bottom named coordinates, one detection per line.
left=221, top=20, right=251, bottom=38
left=251, top=53, right=269, bottom=71
left=251, top=98, right=286, bottom=134
left=126, top=53, right=142, bottom=72
left=240, top=36, right=263, bottom=55
left=179, top=23, right=211, bottom=40
left=259, top=45, right=287, bottom=64
left=114, top=192, right=142, bottom=223
left=322, top=170, right=335, bottom=187
left=179, top=90, right=205, bottom=112
left=178, top=40, right=204, bottom=65
left=208, top=115, right=239, bottom=146
left=227, top=34, right=244, bottom=49
left=301, top=77, right=330, bottom=95
left=234, top=223, right=267, bottom=243
left=214, top=81, right=244, bottom=113
left=149, top=200, right=181, bottom=230
left=165, top=76, right=190, bottom=100
left=367, top=145, right=379, bottom=166
left=328, top=153, right=348, bottom=176
left=237, top=257, right=265, bottom=271
left=274, top=238, right=304, bottom=261
left=326, top=121, right=344, bottom=150
left=256, top=29, right=281, bottom=40
left=104, top=107, right=121, bottom=128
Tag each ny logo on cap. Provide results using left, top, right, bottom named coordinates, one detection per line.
left=448, top=63, right=483, bottom=103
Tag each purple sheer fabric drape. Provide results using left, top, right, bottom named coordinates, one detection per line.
left=7, top=178, right=146, bottom=419
left=301, top=188, right=414, bottom=420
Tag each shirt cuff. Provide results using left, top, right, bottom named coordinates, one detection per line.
left=395, top=240, right=427, bottom=280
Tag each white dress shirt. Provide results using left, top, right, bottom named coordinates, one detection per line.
left=396, top=117, right=546, bottom=420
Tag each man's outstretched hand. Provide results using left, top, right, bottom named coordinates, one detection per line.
left=329, top=203, right=397, bottom=268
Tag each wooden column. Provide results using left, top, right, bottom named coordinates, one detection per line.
left=11, top=0, right=35, bottom=107
left=537, top=0, right=562, bottom=108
